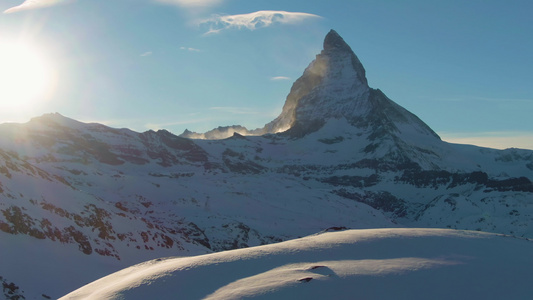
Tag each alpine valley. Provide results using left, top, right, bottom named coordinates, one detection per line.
left=1, top=30, right=532, bottom=299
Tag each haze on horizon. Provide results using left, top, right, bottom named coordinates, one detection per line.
left=0, top=0, right=532, bottom=150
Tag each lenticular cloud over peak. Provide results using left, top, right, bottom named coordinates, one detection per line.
left=199, top=10, right=322, bottom=34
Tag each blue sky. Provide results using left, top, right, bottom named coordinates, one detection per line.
left=0, top=0, right=532, bottom=149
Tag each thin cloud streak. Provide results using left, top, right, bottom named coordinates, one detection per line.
left=180, top=47, right=202, bottom=52
left=4, top=0, right=219, bottom=13
left=440, top=131, right=533, bottom=150
left=271, top=76, right=291, bottom=81
left=437, top=96, right=533, bottom=103
left=199, top=10, right=322, bottom=35
left=3, top=0, right=71, bottom=13
left=210, top=107, right=259, bottom=115
left=140, top=51, right=153, bottom=57
left=153, top=0, right=222, bottom=8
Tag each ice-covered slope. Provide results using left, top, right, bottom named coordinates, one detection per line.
left=60, top=228, right=533, bottom=300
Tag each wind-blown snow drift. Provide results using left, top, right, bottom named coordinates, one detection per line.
left=61, top=228, right=533, bottom=300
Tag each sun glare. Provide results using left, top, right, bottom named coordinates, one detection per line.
left=0, top=39, right=55, bottom=111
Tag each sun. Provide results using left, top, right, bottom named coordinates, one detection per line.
left=0, top=39, right=55, bottom=111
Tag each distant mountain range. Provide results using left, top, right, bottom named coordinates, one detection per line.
left=0, top=30, right=532, bottom=299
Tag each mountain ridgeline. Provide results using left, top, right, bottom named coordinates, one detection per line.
left=0, top=30, right=532, bottom=299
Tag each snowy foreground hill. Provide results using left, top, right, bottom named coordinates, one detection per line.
left=1, top=30, right=532, bottom=298
left=61, top=228, right=533, bottom=300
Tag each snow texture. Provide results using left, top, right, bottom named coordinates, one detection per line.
left=60, top=228, right=533, bottom=300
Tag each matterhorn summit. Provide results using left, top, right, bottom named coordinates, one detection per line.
left=258, top=30, right=437, bottom=146
left=187, top=30, right=440, bottom=145
left=262, top=30, right=442, bottom=169
left=263, top=29, right=370, bottom=134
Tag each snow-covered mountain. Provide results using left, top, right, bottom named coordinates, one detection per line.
left=60, top=228, right=533, bottom=300
left=0, top=30, right=532, bottom=299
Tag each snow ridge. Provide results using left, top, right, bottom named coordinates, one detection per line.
left=60, top=228, right=533, bottom=300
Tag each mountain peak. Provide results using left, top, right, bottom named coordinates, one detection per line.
left=188, top=29, right=438, bottom=144
left=262, top=29, right=370, bottom=134
left=28, top=112, right=84, bottom=129
left=262, top=29, right=440, bottom=146
left=323, top=29, right=351, bottom=52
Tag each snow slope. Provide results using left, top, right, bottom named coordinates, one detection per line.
left=1, top=29, right=532, bottom=299
left=60, top=228, right=533, bottom=300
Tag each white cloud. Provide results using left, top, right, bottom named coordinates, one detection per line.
left=140, top=51, right=153, bottom=57
left=3, top=0, right=71, bottom=14
left=180, top=47, right=202, bottom=52
left=199, top=10, right=322, bottom=35
left=153, top=0, right=222, bottom=8
left=270, top=76, right=291, bottom=81
left=4, top=0, right=220, bottom=13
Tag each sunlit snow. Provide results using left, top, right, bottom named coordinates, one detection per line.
left=60, top=228, right=533, bottom=300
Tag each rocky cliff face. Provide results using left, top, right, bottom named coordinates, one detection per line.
left=264, top=29, right=370, bottom=134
